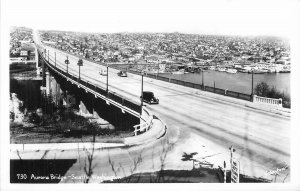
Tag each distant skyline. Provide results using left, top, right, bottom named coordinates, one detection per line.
left=2, top=0, right=300, bottom=38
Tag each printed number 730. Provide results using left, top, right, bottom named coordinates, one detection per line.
left=17, top=174, right=27, bottom=179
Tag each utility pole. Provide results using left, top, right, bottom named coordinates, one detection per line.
left=106, top=63, right=109, bottom=95
left=202, top=69, right=204, bottom=89
left=214, top=80, right=216, bottom=92
left=65, top=56, right=69, bottom=74
left=251, top=70, right=254, bottom=101
left=157, top=63, right=159, bottom=79
left=77, top=59, right=83, bottom=80
left=140, top=73, right=144, bottom=115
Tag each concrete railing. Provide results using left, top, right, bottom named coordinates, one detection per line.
left=133, top=108, right=153, bottom=136
left=253, top=95, right=282, bottom=107
left=124, top=109, right=167, bottom=146
left=37, top=49, right=141, bottom=118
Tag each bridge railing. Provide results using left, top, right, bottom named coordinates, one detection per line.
left=38, top=49, right=141, bottom=116
left=133, top=108, right=153, bottom=136
left=253, top=95, right=282, bottom=107
left=39, top=45, right=285, bottom=107
left=39, top=45, right=254, bottom=103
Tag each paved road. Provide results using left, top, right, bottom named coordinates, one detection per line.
left=18, top=32, right=290, bottom=183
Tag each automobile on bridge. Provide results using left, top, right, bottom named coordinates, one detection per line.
left=117, top=71, right=127, bottom=77
left=142, top=91, right=159, bottom=104
left=99, top=69, right=107, bottom=76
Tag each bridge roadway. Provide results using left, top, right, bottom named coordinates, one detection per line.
left=21, top=32, right=289, bottom=182
left=36, top=45, right=290, bottom=182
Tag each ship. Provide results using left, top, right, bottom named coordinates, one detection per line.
left=172, top=69, right=185, bottom=74
left=218, top=67, right=226, bottom=72
left=226, top=68, right=237, bottom=74
left=251, top=69, right=268, bottom=74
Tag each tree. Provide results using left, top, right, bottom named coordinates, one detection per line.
left=255, top=82, right=290, bottom=108
left=254, top=82, right=270, bottom=97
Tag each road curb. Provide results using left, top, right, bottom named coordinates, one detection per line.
left=193, top=89, right=291, bottom=117
left=10, top=111, right=167, bottom=153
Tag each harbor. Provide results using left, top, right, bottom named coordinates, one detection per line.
left=158, top=70, right=290, bottom=96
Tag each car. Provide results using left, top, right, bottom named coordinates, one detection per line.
left=142, top=91, right=159, bottom=104
left=117, top=71, right=127, bottom=77
left=99, top=69, right=107, bottom=76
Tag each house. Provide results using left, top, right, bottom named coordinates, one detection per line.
left=146, top=55, right=160, bottom=64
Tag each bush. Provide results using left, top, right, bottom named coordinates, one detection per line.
left=255, top=82, right=290, bottom=108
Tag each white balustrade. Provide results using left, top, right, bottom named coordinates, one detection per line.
left=133, top=108, right=154, bottom=136
left=253, top=95, right=282, bottom=107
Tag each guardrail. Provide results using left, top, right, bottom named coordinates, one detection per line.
left=133, top=108, right=153, bottom=136
left=40, top=45, right=282, bottom=106
left=43, top=45, right=280, bottom=105
left=40, top=45, right=253, bottom=102
left=38, top=49, right=141, bottom=117
left=253, top=95, right=282, bottom=107
left=142, top=72, right=252, bottom=101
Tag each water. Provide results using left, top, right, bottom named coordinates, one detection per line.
left=160, top=71, right=290, bottom=96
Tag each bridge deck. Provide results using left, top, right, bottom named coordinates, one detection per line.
left=39, top=45, right=290, bottom=181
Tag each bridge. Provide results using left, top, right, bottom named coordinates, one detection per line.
left=10, top=33, right=291, bottom=183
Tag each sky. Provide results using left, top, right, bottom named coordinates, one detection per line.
left=2, top=0, right=300, bottom=37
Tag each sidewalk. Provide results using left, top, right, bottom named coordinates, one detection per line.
left=134, top=73, right=291, bottom=118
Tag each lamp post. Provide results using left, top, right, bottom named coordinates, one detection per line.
left=140, top=72, right=144, bottom=115
left=157, top=63, right=159, bottom=79
left=65, top=56, right=70, bottom=74
left=202, top=69, right=204, bottom=89
left=55, top=52, right=56, bottom=67
left=106, top=63, right=109, bottom=95
left=251, top=70, right=254, bottom=101
left=77, top=59, right=83, bottom=80
left=214, top=80, right=216, bottom=92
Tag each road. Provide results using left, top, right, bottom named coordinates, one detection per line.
left=17, top=32, right=290, bottom=183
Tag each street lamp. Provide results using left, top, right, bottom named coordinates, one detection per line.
left=251, top=70, right=254, bottom=101
left=65, top=56, right=70, bottom=74
left=202, top=69, right=204, bottom=89
left=157, top=63, right=159, bottom=79
left=140, top=72, right=144, bottom=115
left=77, top=59, right=83, bottom=81
left=106, top=63, right=109, bottom=94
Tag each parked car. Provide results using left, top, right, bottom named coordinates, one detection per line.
left=117, top=71, right=127, bottom=77
left=99, top=69, right=107, bottom=76
left=142, top=91, right=159, bottom=104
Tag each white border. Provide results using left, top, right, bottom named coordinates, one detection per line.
left=1, top=0, right=300, bottom=191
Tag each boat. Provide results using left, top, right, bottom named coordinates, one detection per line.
left=279, top=69, right=291, bottom=73
left=218, top=68, right=226, bottom=72
left=240, top=69, right=250, bottom=73
left=226, top=68, right=237, bottom=74
left=251, top=69, right=268, bottom=74
left=172, top=69, right=185, bottom=74
left=267, top=68, right=276, bottom=73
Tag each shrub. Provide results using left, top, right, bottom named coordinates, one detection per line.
left=255, top=82, right=290, bottom=108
